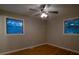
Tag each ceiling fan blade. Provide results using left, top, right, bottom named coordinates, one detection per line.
left=30, top=11, right=41, bottom=16
left=40, top=4, right=46, bottom=11
left=29, top=8, right=38, bottom=12
left=48, top=11, right=58, bottom=14
left=34, top=13, right=40, bottom=16
left=40, top=4, right=46, bottom=9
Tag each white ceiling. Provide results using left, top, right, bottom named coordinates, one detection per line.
left=0, top=4, right=61, bottom=15
left=0, top=4, right=79, bottom=17
left=0, top=4, right=40, bottom=15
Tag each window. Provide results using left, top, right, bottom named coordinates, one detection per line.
left=64, top=18, right=79, bottom=34
left=6, top=18, right=24, bottom=35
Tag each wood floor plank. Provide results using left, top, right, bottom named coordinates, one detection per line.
left=7, top=44, right=78, bottom=55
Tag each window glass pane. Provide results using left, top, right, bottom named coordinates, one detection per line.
left=64, top=18, right=79, bottom=34
left=6, top=18, right=23, bottom=34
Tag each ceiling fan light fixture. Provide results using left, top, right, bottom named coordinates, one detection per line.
left=40, top=13, right=48, bottom=18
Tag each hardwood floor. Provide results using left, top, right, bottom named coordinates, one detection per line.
left=7, top=44, right=78, bottom=55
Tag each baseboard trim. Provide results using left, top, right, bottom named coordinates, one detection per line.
left=0, top=43, right=79, bottom=55
left=0, top=43, right=47, bottom=55
left=47, top=43, right=79, bottom=54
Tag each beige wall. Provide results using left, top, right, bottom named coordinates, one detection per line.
left=0, top=5, right=79, bottom=53
left=47, top=5, right=79, bottom=51
left=0, top=10, right=46, bottom=53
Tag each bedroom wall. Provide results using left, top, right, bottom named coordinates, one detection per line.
left=47, top=5, right=79, bottom=52
left=0, top=10, right=46, bottom=53
left=1, top=4, right=79, bottom=54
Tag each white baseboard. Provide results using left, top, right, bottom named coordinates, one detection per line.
left=47, top=43, right=79, bottom=54
left=0, top=43, right=47, bottom=55
left=0, top=43, right=79, bottom=55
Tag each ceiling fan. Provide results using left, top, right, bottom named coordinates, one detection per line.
left=29, top=4, right=58, bottom=18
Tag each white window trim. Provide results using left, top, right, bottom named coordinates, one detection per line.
left=4, top=16, right=25, bottom=35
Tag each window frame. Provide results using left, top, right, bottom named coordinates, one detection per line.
left=5, top=16, right=25, bottom=35
left=63, top=17, right=79, bottom=35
